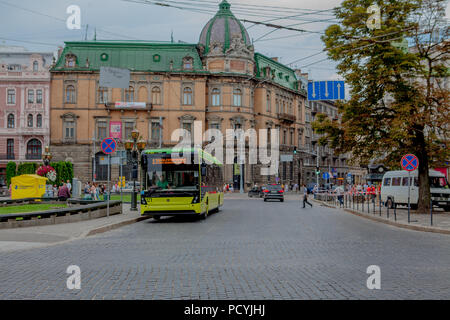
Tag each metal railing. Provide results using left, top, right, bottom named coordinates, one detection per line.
left=313, top=190, right=438, bottom=227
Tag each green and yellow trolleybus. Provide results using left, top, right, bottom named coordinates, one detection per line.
left=140, top=148, right=224, bottom=220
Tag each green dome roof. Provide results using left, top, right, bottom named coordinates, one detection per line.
left=199, top=0, right=251, bottom=55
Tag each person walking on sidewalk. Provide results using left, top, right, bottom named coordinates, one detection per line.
left=302, top=184, right=313, bottom=208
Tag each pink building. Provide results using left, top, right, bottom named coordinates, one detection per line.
left=0, top=46, right=53, bottom=187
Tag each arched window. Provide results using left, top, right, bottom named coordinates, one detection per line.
left=98, top=87, right=108, bottom=103
left=183, top=87, right=193, bottom=105
left=152, top=87, right=161, bottom=104
left=33, top=61, right=38, bottom=72
left=65, top=85, right=75, bottom=103
left=36, top=114, right=42, bottom=128
left=26, top=139, right=42, bottom=159
left=211, top=88, right=220, bottom=106
left=233, top=88, right=242, bottom=107
left=27, top=114, right=33, bottom=127
left=7, top=114, right=15, bottom=128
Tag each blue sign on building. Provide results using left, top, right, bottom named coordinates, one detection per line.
left=308, top=81, right=345, bottom=101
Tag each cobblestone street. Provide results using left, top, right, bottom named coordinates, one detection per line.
left=0, top=197, right=449, bottom=299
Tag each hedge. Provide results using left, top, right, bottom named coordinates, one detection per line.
left=6, top=161, right=74, bottom=186
left=17, top=163, right=37, bottom=176
left=6, top=162, right=16, bottom=187
left=49, top=161, right=74, bottom=185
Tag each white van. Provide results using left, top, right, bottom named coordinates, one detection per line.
left=380, top=170, right=450, bottom=211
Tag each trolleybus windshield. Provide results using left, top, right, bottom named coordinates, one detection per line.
left=145, top=154, right=199, bottom=192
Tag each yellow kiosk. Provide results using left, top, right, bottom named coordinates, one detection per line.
left=11, top=174, right=48, bottom=199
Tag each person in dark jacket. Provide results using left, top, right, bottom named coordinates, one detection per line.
left=302, top=184, right=313, bottom=208
left=58, top=183, right=71, bottom=200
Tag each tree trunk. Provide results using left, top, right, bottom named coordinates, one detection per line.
left=416, top=131, right=431, bottom=213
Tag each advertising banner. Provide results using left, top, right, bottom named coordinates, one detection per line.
left=109, top=121, right=122, bottom=139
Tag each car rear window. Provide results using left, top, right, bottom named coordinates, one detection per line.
left=267, top=185, right=282, bottom=191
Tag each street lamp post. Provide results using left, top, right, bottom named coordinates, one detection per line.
left=124, top=128, right=146, bottom=211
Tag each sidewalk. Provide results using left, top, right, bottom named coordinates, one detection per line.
left=0, top=204, right=150, bottom=253
left=313, top=197, right=450, bottom=235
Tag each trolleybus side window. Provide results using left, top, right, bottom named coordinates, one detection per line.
left=383, top=178, right=391, bottom=186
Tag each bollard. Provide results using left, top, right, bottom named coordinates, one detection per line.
left=379, top=195, right=382, bottom=216
left=394, top=202, right=397, bottom=221
left=353, top=194, right=355, bottom=210
left=362, top=195, right=364, bottom=212
left=373, top=196, right=376, bottom=215
left=387, top=201, right=389, bottom=218
left=430, top=199, right=433, bottom=226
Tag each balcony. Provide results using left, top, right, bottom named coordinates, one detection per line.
left=104, top=102, right=152, bottom=111
left=0, top=154, right=15, bottom=160
left=277, top=113, right=296, bottom=124
left=25, top=154, right=42, bottom=160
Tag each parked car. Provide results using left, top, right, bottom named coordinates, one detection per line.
left=380, top=169, right=450, bottom=211
left=263, top=184, right=284, bottom=202
left=248, top=186, right=263, bottom=198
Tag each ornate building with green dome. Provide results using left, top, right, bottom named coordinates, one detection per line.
left=49, top=0, right=314, bottom=189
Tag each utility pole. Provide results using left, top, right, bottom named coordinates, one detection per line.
left=159, top=117, right=163, bottom=148
left=92, top=129, right=96, bottom=183
left=316, top=144, right=319, bottom=187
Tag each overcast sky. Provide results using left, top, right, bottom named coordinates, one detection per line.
left=1, top=0, right=448, bottom=82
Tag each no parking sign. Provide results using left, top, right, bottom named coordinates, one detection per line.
left=401, top=154, right=419, bottom=171
left=101, top=137, right=117, bottom=155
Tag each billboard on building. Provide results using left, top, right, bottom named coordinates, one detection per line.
left=99, top=67, right=130, bottom=89
left=109, top=121, right=122, bottom=139
left=114, top=102, right=147, bottom=109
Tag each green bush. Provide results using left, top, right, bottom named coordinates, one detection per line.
left=49, top=161, right=73, bottom=185
left=17, top=163, right=37, bottom=176
left=6, top=162, right=16, bottom=186
left=8, top=161, right=74, bottom=186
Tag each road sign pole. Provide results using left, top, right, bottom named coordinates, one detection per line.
left=407, top=170, right=410, bottom=223
left=120, top=156, right=123, bottom=214
left=107, top=154, right=110, bottom=218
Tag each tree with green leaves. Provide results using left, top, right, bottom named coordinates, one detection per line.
left=314, top=0, right=449, bottom=212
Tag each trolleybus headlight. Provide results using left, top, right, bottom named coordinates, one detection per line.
left=141, top=197, right=147, bottom=205
left=192, top=194, right=200, bottom=204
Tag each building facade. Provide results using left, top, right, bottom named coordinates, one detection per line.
left=49, top=0, right=363, bottom=190
left=0, top=46, right=53, bottom=187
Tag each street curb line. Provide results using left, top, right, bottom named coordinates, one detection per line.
left=312, top=199, right=450, bottom=235
left=86, top=216, right=152, bottom=237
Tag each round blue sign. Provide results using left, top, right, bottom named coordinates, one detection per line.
left=401, top=154, right=419, bottom=172
left=323, top=172, right=330, bottom=179
left=101, top=138, right=117, bottom=154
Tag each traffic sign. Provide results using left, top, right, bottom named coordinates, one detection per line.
left=322, top=172, right=330, bottom=180
left=401, top=154, right=419, bottom=171
left=101, top=137, right=117, bottom=154
left=308, top=81, right=345, bottom=101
